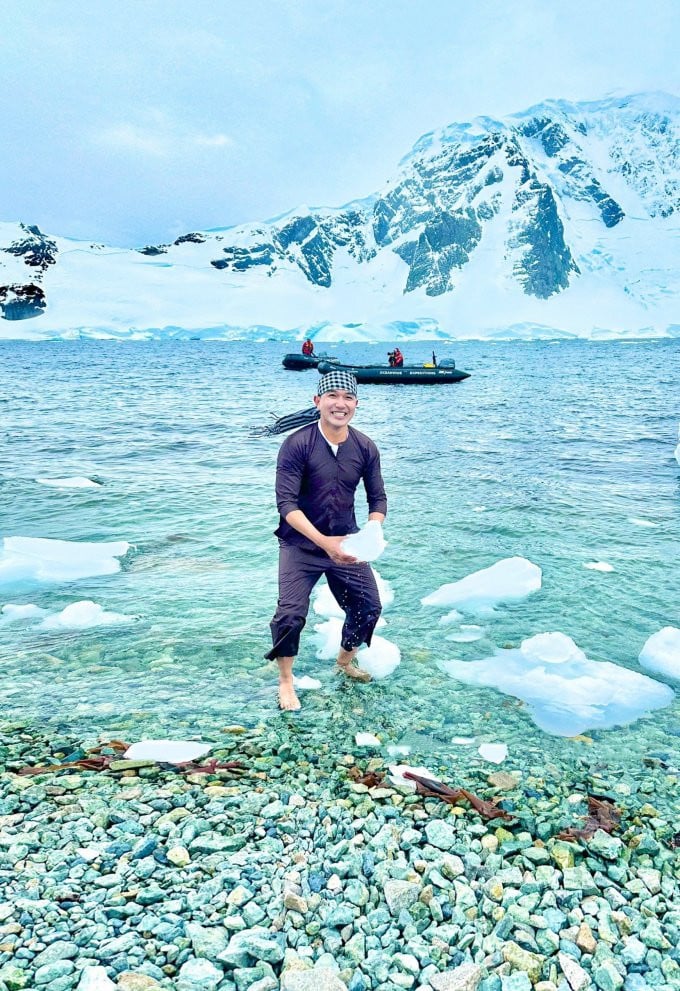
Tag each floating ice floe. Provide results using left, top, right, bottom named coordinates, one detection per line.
left=1, top=603, right=49, bottom=623
left=341, top=520, right=386, bottom=562
left=386, top=744, right=411, bottom=757
left=313, top=568, right=393, bottom=617
left=388, top=764, right=441, bottom=789
left=124, top=740, right=212, bottom=764
left=440, top=632, right=674, bottom=737
left=314, top=617, right=401, bottom=678
left=439, top=610, right=463, bottom=625
left=446, top=625, right=485, bottom=643
left=36, top=477, right=102, bottom=488
left=355, top=733, right=381, bottom=747
left=0, top=536, right=130, bottom=584
left=451, top=736, right=476, bottom=745
left=628, top=518, right=659, bottom=528
left=583, top=561, right=614, bottom=572
left=293, top=675, right=322, bottom=691
left=39, top=600, right=135, bottom=630
left=478, top=743, right=508, bottom=764
left=422, top=557, right=541, bottom=614
left=639, top=627, right=680, bottom=681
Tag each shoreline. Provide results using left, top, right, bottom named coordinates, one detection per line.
left=1, top=721, right=678, bottom=991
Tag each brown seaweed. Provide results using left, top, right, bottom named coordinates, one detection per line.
left=557, top=794, right=621, bottom=841
left=403, top=771, right=516, bottom=822
left=347, top=767, right=386, bottom=788
left=16, top=740, right=243, bottom=777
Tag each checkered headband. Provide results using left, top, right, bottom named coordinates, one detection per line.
left=317, top=370, right=358, bottom=397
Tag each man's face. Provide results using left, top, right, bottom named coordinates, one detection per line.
left=314, top=389, right=358, bottom=429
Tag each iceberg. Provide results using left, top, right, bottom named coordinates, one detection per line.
left=441, top=632, right=674, bottom=736
left=639, top=627, right=680, bottom=681
left=0, top=536, right=130, bottom=584
left=422, top=557, right=542, bottom=613
left=39, top=600, right=135, bottom=630
left=341, top=521, right=386, bottom=562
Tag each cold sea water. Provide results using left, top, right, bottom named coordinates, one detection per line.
left=1, top=339, right=679, bottom=778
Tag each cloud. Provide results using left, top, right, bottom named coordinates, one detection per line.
left=91, top=110, right=233, bottom=158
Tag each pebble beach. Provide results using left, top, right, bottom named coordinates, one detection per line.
left=1, top=709, right=678, bottom=991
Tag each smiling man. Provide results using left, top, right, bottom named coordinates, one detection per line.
left=266, top=370, right=388, bottom=710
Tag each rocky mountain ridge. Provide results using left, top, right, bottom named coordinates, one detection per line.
left=1, top=92, right=679, bottom=340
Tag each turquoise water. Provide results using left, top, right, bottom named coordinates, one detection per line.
left=1, top=340, right=679, bottom=766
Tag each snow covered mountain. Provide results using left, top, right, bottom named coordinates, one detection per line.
left=2, top=92, right=680, bottom=342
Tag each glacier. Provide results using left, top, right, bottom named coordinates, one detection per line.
left=1, top=92, right=680, bottom=342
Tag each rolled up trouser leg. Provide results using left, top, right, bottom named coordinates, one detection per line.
left=265, top=543, right=326, bottom=660
left=326, top=561, right=382, bottom=652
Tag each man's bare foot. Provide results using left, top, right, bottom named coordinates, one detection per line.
left=278, top=681, right=301, bottom=711
left=337, top=659, right=372, bottom=683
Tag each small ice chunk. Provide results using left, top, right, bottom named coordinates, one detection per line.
left=313, top=567, right=393, bottom=617
left=356, top=636, right=400, bottom=679
left=77, top=967, right=117, bottom=991
left=314, top=618, right=399, bottom=678
left=341, top=520, right=386, bottom=562
left=628, top=518, right=659, bottom=528
left=447, top=625, right=485, bottom=643
left=675, top=424, right=680, bottom=465
left=314, top=617, right=343, bottom=659
left=584, top=561, right=614, bottom=572
left=441, top=631, right=674, bottom=736
left=0, top=536, right=130, bottom=585
left=124, top=740, right=212, bottom=764
left=478, top=743, right=508, bottom=764
left=36, top=477, right=102, bottom=488
left=1, top=603, right=49, bottom=623
left=473, top=506, right=487, bottom=512
left=451, top=736, right=476, bottom=745
left=293, top=675, right=322, bottom=691
left=355, top=733, right=381, bottom=747
left=39, top=601, right=135, bottom=630
left=639, top=627, right=680, bottom=681
left=422, top=557, right=541, bottom=613
left=439, top=609, right=463, bottom=625
left=388, top=764, right=441, bottom=789
left=386, top=744, right=411, bottom=757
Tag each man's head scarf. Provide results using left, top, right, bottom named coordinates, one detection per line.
left=316, top=370, right=358, bottom=397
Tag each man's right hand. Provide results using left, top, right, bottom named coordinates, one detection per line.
left=322, top=535, right=358, bottom=565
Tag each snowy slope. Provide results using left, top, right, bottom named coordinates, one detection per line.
left=1, top=92, right=679, bottom=342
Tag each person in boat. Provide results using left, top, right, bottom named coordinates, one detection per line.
left=301, top=338, right=315, bottom=356
left=432, top=350, right=437, bottom=366
left=392, top=347, right=404, bottom=367
left=266, top=370, right=387, bottom=711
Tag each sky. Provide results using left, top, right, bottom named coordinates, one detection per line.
left=1, top=0, right=678, bottom=247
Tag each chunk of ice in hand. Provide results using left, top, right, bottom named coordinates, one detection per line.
left=341, top=521, right=386, bottom=562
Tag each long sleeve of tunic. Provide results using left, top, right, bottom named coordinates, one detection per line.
left=274, top=422, right=387, bottom=551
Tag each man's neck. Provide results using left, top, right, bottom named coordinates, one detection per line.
left=319, top=420, right=349, bottom=445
